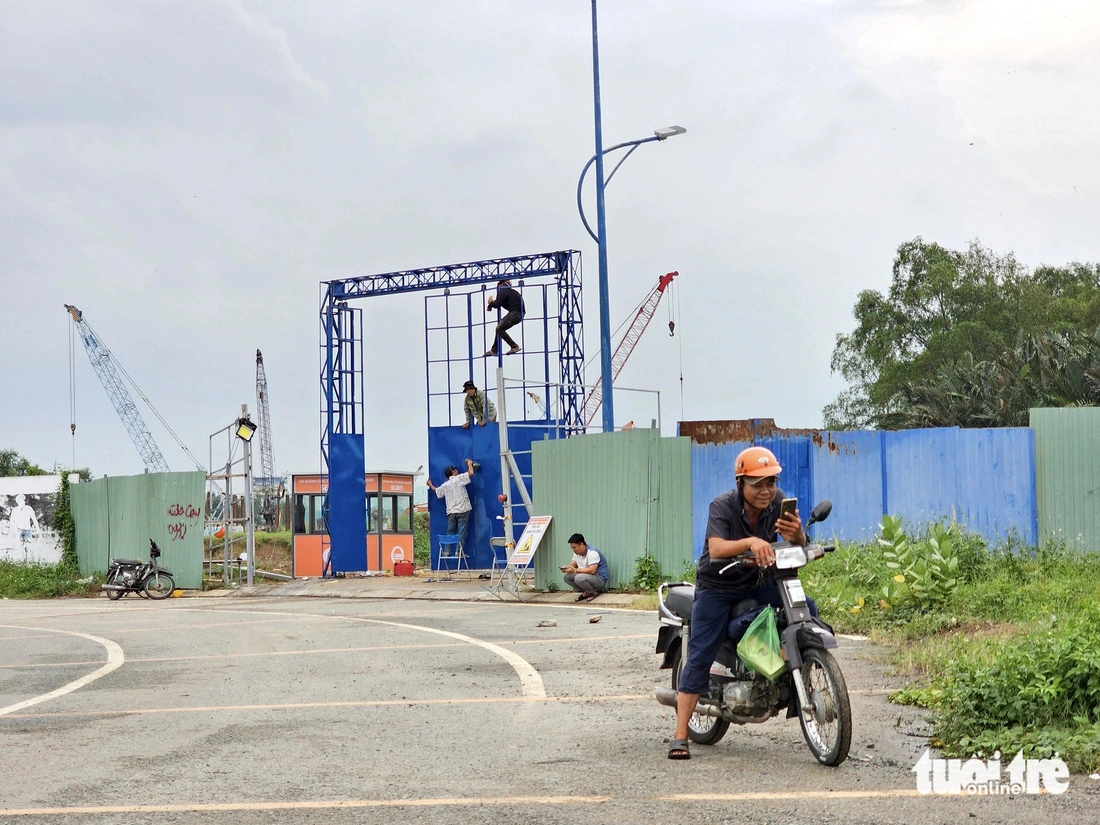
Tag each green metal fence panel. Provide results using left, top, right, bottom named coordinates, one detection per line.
left=70, top=471, right=207, bottom=588
left=653, top=434, right=695, bottom=581
left=71, top=478, right=109, bottom=575
left=1030, top=407, right=1100, bottom=552
left=531, top=430, right=693, bottom=589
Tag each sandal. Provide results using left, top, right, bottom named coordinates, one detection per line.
left=583, top=591, right=599, bottom=602
left=668, top=738, right=690, bottom=760
left=575, top=593, right=587, bottom=602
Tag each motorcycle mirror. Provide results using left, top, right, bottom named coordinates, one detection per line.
left=808, top=500, right=832, bottom=525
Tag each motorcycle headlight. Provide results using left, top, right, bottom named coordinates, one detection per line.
left=774, top=545, right=807, bottom=569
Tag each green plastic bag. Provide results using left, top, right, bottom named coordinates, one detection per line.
left=736, top=607, right=786, bottom=680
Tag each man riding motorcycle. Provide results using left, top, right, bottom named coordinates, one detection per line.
left=668, top=446, right=818, bottom=760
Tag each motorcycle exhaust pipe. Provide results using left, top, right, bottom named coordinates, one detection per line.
left=101, top=583, right=125, bottom=591
left=654, top=687, right=722, bottom=718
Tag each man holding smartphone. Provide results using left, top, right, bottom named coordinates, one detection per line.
left=668, top=446, right=814, bottom=760
left=560, top=533, right=609, bottom=602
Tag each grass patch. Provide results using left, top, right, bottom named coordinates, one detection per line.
left=804, top=524, right=1100, bottom=773
left=0, top=561, right=103, bottom=599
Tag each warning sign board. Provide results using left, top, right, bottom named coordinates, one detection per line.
left=507, top=515, right=552, bottom=567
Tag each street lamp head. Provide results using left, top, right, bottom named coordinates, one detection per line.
left=653, top=125, right=687, bottom=140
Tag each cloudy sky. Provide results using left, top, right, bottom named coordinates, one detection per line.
left=3, top=0, right=1098, bottom=482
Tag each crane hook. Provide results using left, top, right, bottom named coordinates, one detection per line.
left=668, top=320, right=676, bottom=337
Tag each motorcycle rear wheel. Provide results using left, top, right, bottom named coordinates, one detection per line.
left=143, top=572, right=176, bottom=600
left=672, top=655, right=730, bottom=745
left=106, top=586, right=123, bottom=601
left=795, top=647, right=851, bottom=766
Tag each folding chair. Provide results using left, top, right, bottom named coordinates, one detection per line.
left=436, top=533, right=471, bottom=580
left=489, top=537, right=510, bottom=589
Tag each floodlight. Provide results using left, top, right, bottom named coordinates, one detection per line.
left=235, top=417, right=257, bottom=442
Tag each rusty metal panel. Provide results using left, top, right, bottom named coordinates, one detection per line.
left=531, top=429, right=693, bottom=588
left=810, top=430, right=885, bottom=543
left=1031, top=407, right=1100, bottom=552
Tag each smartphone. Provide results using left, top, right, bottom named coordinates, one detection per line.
left=779, top=498, right=798, bottom=518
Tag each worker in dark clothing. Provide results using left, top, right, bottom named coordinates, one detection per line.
left=485, top=279, right=525, bottom=356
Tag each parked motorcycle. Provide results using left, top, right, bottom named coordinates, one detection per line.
left=102, top=540, right=176, bottom=600
left=654, top=500, right=852, bottom=766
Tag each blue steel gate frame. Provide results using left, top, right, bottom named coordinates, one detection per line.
left=319, top=251, right=583, bottom=575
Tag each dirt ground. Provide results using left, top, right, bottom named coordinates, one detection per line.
left=253, top=537, right=292, bottom=575
left=204, top=536, right=293, bottom=578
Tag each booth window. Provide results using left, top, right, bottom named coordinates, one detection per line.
left=293, top=494, right=327, bottom=534
left=368, top=494, right=412, bottom=532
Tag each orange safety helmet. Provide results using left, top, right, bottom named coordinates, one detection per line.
left=734, top=446, right=782, bottom=478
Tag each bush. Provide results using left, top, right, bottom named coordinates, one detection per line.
left=413, top=510, right=430, bottom=567
left=0, top=561, right=101, bottom=599
left=631, top=555, right=662, bottom=591
left=929, top=607, right=1100, bottom=773
left=879, top=517, right=960, bottom=610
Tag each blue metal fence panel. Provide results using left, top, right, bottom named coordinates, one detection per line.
left=686, top=423, right=1036, bottom=549
left=954, top=427, right=1037, bottom=544
left=328, top=433, right=366, bottom=573
left=883, top=428, right=961, bottom=528
left=810, top=431, right=885, bottom=543
left=689, top=438, right=811, bottom=560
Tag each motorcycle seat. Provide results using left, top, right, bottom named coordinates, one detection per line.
left=110, top=559, right=143, bottom=567
left=664, top=584, right=695, bottom=620
left=730, top=598, right=759, bottom=618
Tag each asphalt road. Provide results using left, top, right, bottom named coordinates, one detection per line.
left=1, top=596, right=1097, bottom=824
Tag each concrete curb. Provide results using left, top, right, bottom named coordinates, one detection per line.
left=201, top=575, right=641, bottom=608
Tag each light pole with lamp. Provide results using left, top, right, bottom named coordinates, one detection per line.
left=577, top=125, right=686, bottom=433
left=234, top=409, right=257, bottom=586
left=586, top=0, right=685, bottom=433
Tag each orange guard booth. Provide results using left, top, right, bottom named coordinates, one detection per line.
left=291, top=472, right=416, bottom=577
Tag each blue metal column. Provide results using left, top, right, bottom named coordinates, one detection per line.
left=590, top=0, right=614, bottom=434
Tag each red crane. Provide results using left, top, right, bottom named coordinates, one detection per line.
left=581, top=271, right=678, bottom=429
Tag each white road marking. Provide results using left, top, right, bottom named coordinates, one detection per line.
left=0, top=626, right=124, bottom=716
left=170, top=606, right=549, bottom=699
left=10, top=788, right=1036, bottom=817
left=3, top=693, right=652, bottom=720
left=359, top=616, right=547, bottom=697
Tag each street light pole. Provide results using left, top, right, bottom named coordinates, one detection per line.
left=590, top=0, right=614, bottom=434
left=586, top=3, right=685, bottom=434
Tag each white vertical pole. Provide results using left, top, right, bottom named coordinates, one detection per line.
left=242, top=404, right=255, bottom=587
left=495, top=368, right=514, bottom=589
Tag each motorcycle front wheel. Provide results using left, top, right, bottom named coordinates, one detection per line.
left=795, top=647, right=852, bottom=766
left=671, top=654, right=730, bottom=745
left=143, top=572, right=176, bottom=600
left=106, top=577, right=123, bottom=601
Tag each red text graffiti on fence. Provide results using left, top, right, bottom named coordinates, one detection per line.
left=167, top=504, right=201, bottom=519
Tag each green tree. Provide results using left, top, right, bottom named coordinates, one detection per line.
left=0, top=450, right=48, bottom=477
left=825, top=238, right=1100, bottom=429
left=899, top=329, right=1100, bottom=428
